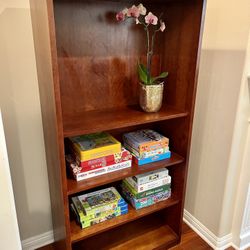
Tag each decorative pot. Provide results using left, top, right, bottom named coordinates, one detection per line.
left=139, top=82, right=164, bottom=112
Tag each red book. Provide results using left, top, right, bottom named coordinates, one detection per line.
left=66, top=148, right=132, bottom=173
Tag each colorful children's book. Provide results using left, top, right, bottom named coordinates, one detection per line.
left=72, top=147, right=132, bottom=170
left=126, top=175, right=171, bottom=193
left=69, top=132, right=121, bottom=161
left=123, top=130, right=169, bottom=158
left=122, top=179, right=170, bottom=199
left=73, top=187, right=126, bottom=216
left=121, top=185, right=171, bottom=210
left=132, top=151, right=171, bottom=165
left=132, top=168, right=169, bottom=185
left=67, top=159, right=132, bottom=181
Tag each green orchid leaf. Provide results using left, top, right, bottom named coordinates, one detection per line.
left=137, top=63, right=148, bottom=84
left=150, top=72, right=168, bottom=84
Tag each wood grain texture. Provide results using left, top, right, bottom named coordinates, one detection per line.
left=72, top=214, right=178, bottom=249
left=71, top=196, right=179, bottom=243
left=37, top=222, right=237, bottom=250
left=30, top=0, right=71, bottom=249
left=63, top=105, right=188, bottom=137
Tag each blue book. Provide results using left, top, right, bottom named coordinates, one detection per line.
left=134, top=151, right=171, bottom=166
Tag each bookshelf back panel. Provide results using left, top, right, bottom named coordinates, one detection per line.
left=53, top=0, right=204, bottom=121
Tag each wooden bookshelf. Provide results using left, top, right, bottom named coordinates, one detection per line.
left=30, top=0, right=206, bottom=249
left=63, top=105, right=188, bottom=137
left=70, top=195, right=179, bottom=243
left=67, top=152, right=184, bottom=195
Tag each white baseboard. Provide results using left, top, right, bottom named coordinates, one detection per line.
left=183, top=209, right=232, bottom=250
left=21, top=230, right=54, bottom=250
left=20, top=210, right=250, bottom=250
left=239, top=230, right=250, bottom=250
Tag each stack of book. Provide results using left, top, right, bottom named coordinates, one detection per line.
left=120, top=168, right=171, bottom=210
left=71, top=187, right=128, bottom=229
left=123, top=129, right=171, bottom=165
left=66, top=132, right=132, bottom=181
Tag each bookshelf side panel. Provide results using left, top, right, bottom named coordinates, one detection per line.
left=30, top=0, right=70, bottom=249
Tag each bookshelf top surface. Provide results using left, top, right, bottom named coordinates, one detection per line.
left=63, top=105, right=188, bottom=137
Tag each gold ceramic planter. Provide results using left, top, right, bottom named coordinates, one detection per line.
left=139, top=82, right=164, bottom=112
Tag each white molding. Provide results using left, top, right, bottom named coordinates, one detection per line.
left=21, top=230, right=54, bottom=250
left=239, top=230, right=250, bottom=250
left=183, top=209, right=232, bottom=250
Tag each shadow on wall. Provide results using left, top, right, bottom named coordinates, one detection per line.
left=185, top=48, right=246, bottom=235
left=0, top=8, right=52, bottom=240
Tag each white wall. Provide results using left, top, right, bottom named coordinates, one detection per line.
left=0, top=0, right=52, bottom=241
left=185, top=0, right=250, bottom=239
left=0, top=110, right=22, bottom=250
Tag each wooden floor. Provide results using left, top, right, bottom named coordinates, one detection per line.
left=38, top=222, right=235, bottom=250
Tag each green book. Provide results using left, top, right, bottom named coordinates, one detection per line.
left=122, top=179, right=170, bottom=199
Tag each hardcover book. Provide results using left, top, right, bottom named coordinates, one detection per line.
left=67, top=147, right=132, bottom=171
left=126, top=175, right=171, bottom=193
left=123, top=129, right=169, bottom=157
left=67, top=158, right=132, bottom=181
left=122, top=179, right=170, bottom=199
left=132, top=168, right=169, bottom=185
left=133, top=151, right=171, bottom=165
left=69, top=132, right=121, bottom=161
left=73, top=187, right=126, bottom=216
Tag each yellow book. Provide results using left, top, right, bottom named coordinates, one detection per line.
left=69, top=132, right=121, bottom=161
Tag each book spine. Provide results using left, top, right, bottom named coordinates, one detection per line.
left=74, top=160, right=132, bottom=181
left=134, top=151, right=171, bottom=165
left=133, top=168, right=169, bottom=185
left=126, top=175, right=171, bottom=193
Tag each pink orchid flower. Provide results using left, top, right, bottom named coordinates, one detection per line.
left=137, top=3, right=146, bottom=15
left=145, top=12, right=158, bottom=25
left=160, top=21, right=166, bottom=32
left=116, top=11, right=125, bottom=21
left=127, top=5, right=140, bottom=18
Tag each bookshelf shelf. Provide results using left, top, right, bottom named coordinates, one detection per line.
left=67, top=152, right=184, bottom=195
left=63, top=105, right=188, bottom=137
left=30, top=0, right=206, bottom=248
left=73, top=214, right=178, bottom=250
left=70, top=195, right=179, bottom=243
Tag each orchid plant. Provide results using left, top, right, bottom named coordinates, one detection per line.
left=116, top=4, right=168, bottom=85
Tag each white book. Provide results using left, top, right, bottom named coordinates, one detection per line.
left=126, top=175, right=171, bottom=193
left=74, top=160, right=132, bottom=181
left=132, top=168, right=169, bottom=185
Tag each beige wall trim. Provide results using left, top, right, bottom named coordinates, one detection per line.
left=21, top=230, right=54, bottom=250
left=183, top=210, right=232, bottom=250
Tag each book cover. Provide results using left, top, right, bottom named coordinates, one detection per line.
left=69, top=132, right=121, bottom=161
left=122, top=179, right=170, bottom=199
left=124, top=142, right=168, bottom=159
left=67, top=147, right=132, bottom=172
left=121, top=186, right=171, bottom=210
left=123, top=130, right=169, bottom=155
left=132, top=168, right=169, bottom=185
left=126, top=175, right=171, bottom=193
left=76, top=187, right=126, bottom=216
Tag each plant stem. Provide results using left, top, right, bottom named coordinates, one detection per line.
left=146, top=27, right=151, bottom=84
